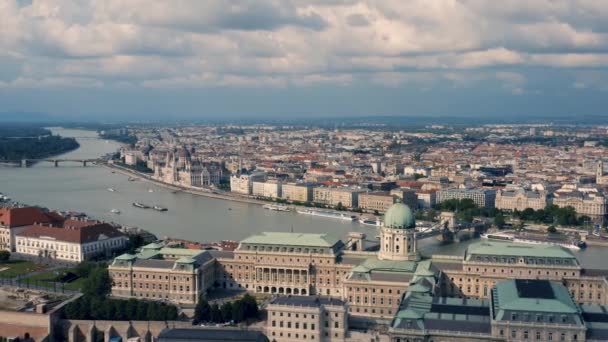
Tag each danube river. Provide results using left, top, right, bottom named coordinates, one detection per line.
left=1, top=128, right=606, bottom=268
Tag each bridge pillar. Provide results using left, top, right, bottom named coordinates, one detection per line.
left=83, top=160, right=87, bottom=167
left=54, top=160, right=59, bottom=167
left=21, top=159, right=28, bottom=168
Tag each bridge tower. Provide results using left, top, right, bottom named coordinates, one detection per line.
left=54, top=160, right=59, bottom=167
left=83, top=160, right=88, bottom=167
left=21, top=159, right=28, bottom=168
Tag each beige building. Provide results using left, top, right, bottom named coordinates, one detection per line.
left=313, top=187, right=362, bottom=208
left=109, top=201, right=608, bottom=329
left=252, top=179, right=282, bottom=199
left=266, top=297, right=347, bottom=342
left=230, top=172, right=267, bottom=195
left=415, top=190, right=436, bottom=209
left=598, top=160, right=608, bottom=185
left=282, top=183, right=314, bottom=202
left=495, top=188, right=549, bottom=211
left=154, top=147, right=223, bottom=188
left=553, top=187, right=607, bottom=216
left=389, top=189, right=418, bottom=210
left=433, top=241, right=608, bottom=306
left=358, top=192, right=395, bottom=213
left=109, top=244, right=216, bottom=305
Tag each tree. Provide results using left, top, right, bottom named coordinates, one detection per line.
left=136, top=301, right=148, bottom=320
left=547, top=225, right=557, bottom=234
left=0, top=250, right=10, bottom=262
left=194, top=298, right=212, bottom=323
left=240, top=294, right=259, bottom=319
left=335, top=202, right=345, bottom=211
left=220, top=302, right=233, bottom=322
left=231, top=300, right=245, bottom=323
left=210, top=304, right=222, bottom=323
left=494, top=212, right=505, bottom=229
left=82, top=267, right=112, bottom=298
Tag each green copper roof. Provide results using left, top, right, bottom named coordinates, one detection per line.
left=141, top=242, right=164, bottom=250
left=159, top=247, right=205, bottom=257
left=351, top=257, right=418, bottom=274
left=240, top=232, right=340, bottom=248
left=115, top=253, right=136, bottom=261
left=493, top=280, right=579, bottom=315
left=466, top=241, right=576, bottom=259
left=175, top=257, right=197, bottom=264
left=383, top=200, right=415, bottom=229
left=394, top=293, right=433, bottom=321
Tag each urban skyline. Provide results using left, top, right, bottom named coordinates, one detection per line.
left=1, top=0, right=608, bottom=119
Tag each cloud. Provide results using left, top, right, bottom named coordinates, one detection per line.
left=1, top=0, right=608, bottom=93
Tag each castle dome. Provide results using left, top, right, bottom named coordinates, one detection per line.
left=383, top=199, right=415, bottom=229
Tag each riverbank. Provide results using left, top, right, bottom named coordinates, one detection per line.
left=0, top=127, right=81, bottom=166
left=104, top=162, right=373, bottom=219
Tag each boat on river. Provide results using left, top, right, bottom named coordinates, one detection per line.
left=110, top=209, right=121, bottom=214
left=296, top=208, right=356, bottom=221
left=107, top=188, right=116, bottom=192
left=133, top=202, right=150, bottom=209
left=153, top=205, right=168, bottom=212
left=263, top=204, right=291, bottom=212
left=359, top=218, right=381, bottom=226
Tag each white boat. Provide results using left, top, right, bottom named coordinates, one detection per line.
left=263, top=204, right=290, bottom=212
left=110, top=209, right=121, bottom=214
left=148, top=189, right=154, bottom=193
left=107, top=188, right=116, bottom=192
left=480, top=233, right=514, bottom=241
left=359, top=218, right=381, bottom=226
left=153, top=205, right=168, bottom=212
left=296, top=208, right=356, bottom=221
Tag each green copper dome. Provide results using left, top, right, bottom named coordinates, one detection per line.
left=384, top=200, right=415, bottom=229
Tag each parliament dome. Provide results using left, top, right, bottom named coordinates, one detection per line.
left=383, top=200, right=415, bottom=229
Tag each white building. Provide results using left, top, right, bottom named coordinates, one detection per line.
left=230, top=172, right=267, bottom=195
left=0, top=207, right=63, bottom=252
left=15, top=218, right=128, bottom=262
left=252, top=180, right=282, bottom=199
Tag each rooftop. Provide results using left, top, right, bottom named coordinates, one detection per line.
left=270, top=296, right=345, bottom=308
left=466, top=241, right=577, bottom=260
left=492, top=280, right=579, bottom=315
left=240, top=232, right=341, bottom=248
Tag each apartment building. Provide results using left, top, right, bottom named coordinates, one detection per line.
left=436, top=188, right=497, bottom=208
left=358, top=192, right=395, bottom=213
left=281, top=183, right=314, bottom=202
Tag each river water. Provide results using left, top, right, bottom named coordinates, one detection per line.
left=0, top=128, right=606, bottom=269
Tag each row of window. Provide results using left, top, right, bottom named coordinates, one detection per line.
left=349, top=295, right=394, bottom=306
left=348, top=287, right=401, bottom=295
left=500, top=328, right=578, bottom=341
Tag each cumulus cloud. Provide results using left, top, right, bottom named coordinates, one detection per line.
left=1, top=0, right=608, bottom=93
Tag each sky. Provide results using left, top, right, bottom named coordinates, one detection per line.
left=1, top=0, right=608, bottom=121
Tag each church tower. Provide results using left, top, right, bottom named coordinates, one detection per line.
left=598, top=160, right=605, bottom=184
left=378, top=199, right=419, bottom=261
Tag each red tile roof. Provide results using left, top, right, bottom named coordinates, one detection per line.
left=0, top=207, right=64, bottom=228
left=17, top=219, right=125, bottom=244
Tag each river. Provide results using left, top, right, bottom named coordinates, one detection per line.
left=1, top=128, right=606, bottom=269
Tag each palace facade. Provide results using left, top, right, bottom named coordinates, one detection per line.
left=109, top=200, right=608, bottom=326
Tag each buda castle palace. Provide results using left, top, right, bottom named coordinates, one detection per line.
left=109, top=200, right=608, bottom=341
